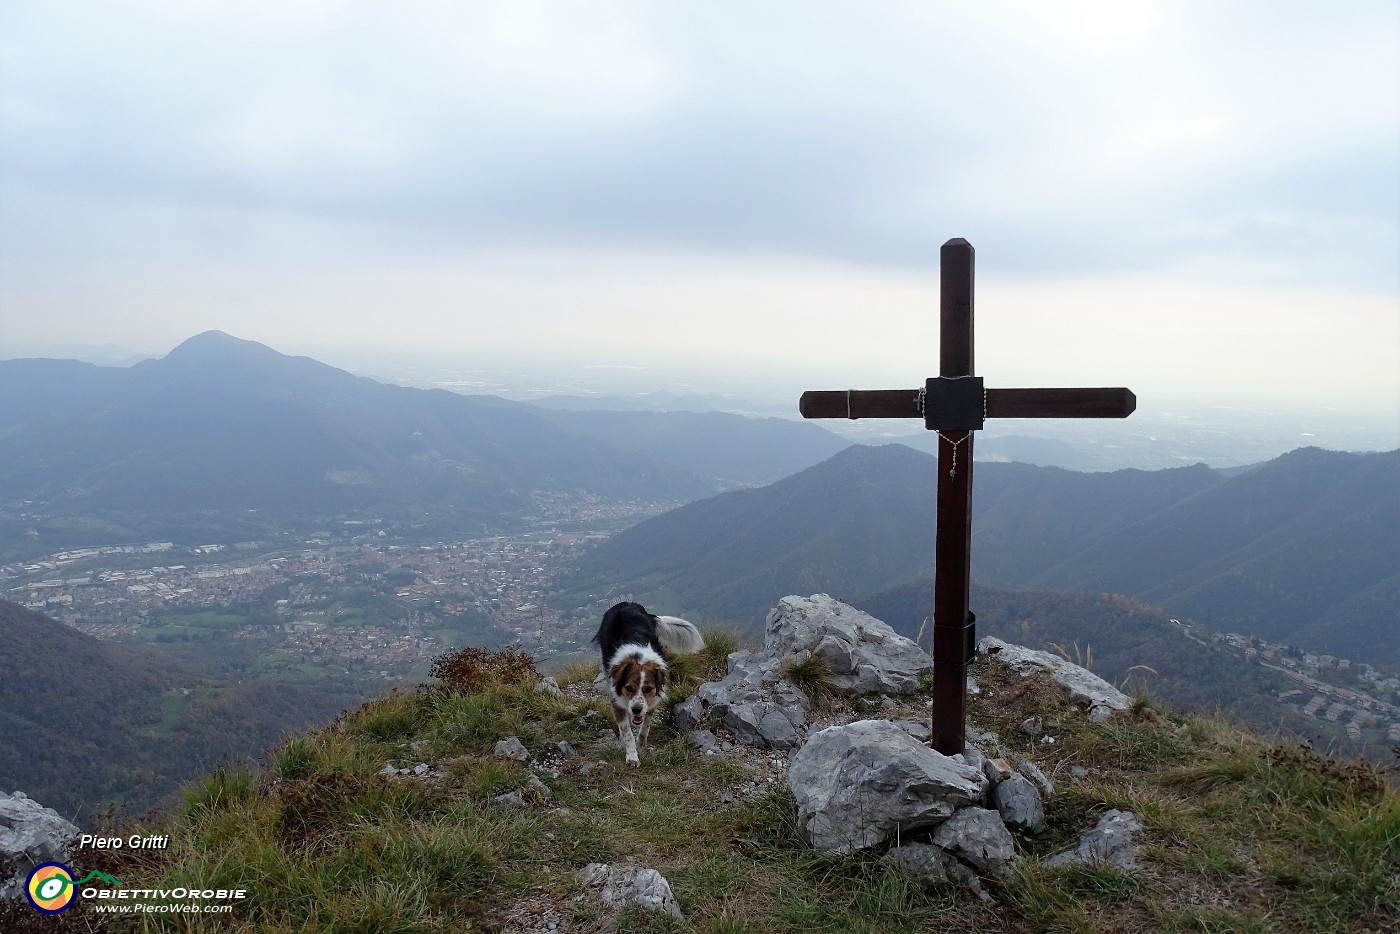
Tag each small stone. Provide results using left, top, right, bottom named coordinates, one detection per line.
left=492, top=791, right=525, bottom=809
left=687, top=729, right=719, bottom=752
left=578, top=863, right=684, bottom=920
left=673, top=694, right=705, bottom=731
left=994, top=773, right=1046, bottom=831
left=882, top=842, right=978, bottom=886
left=413, top=763, right=430, bottom=775
left=1046, top=809, right=1144, bottom=871
left=983, top=757, right=1013, bottom=784
left=534, top=677, right=563, bottom=696
left=1019, top=716, right=1043, bottom=738
left=557, top=740, right=577, bottom=757
left=1070, top=765, right=1089, bottom=780
left=1089, top=704, right=1114, bottom=724
left=494, top=737, right=529, bottom=761
left=930, top=807, right=1017, bottom=878
left=880, top=695, right=897, bottom=711
left=966, top=675, right=981, bottom=695
left=524, top=774, right=552, bottom=803
left=378, top=764, right=398, bottom=777
left=1017, top=759, right=1054, bottom=797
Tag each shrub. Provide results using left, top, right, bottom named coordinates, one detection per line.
left=430, top=644, right=539, bottom=692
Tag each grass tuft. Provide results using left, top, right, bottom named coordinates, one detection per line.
left=780, top=654, right=839, bottom=706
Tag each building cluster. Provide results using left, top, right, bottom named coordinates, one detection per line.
left=1217, top=632, right=1400, bottom=746
left=2, top=527, right=616, bottom=676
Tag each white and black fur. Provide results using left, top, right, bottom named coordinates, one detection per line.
left=592, top=601, right=705, bottom=767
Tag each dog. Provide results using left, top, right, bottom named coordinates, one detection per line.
left=592, top=601, right=705, bottom=767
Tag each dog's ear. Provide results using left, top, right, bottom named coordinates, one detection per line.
left=612, top=659, right=639, bottom=695
left=650, top=665, right=669, bottom=695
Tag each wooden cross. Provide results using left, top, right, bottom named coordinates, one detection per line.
left=798, top=238, right=1136, bottom=755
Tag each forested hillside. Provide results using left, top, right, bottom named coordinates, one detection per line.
left=0, top=600, right=365, bottom=818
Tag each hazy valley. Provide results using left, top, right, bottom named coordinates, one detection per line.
left=2, top=334, right=1397, bottom=819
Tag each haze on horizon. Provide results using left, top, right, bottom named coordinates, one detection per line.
left=2, top=2, right=1397, bottom=443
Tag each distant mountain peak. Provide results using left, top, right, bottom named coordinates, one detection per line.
left=164, top=330, right=278, bottom=361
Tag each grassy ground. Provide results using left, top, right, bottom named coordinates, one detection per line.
left=13, top=639, right=1395, bottom=934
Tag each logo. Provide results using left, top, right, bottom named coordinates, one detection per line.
left=24, top=864, right=122, bottom=914
left=25, top=862, right=77, bottom=914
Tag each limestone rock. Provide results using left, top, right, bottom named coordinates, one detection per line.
left=977, top=637, right=1131, bottom=711
left=993, top=773, right=1046, bottom=832
left=1, top=791, right=80, bottom=901
left=696, top=650, right=809, bottom=748
left=882, top=841, right=979, bottom=887
left=686, top=730, right=718, bottom=752
left=673, top=694, right=705, bottom=731
left=1017, top=759, right=1055, bottom=797
left=494, top=737, right=529, bottom=762
left=788, top=720, right=986, bottom=853
left=930, top=807, right=1018, bottom=878
left=578, top=863, right=683, bottom=920
left=766, top=594, right=932, bottom=694
left=534, top=677, right=562, bottom=697
left=1045, top=809, right=1144, bottom=871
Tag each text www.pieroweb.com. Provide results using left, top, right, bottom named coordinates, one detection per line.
left=81, top=887, right=245, bottom=914
left=89, top=901, right=234, bottom=914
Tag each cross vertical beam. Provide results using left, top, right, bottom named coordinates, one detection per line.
left=796, top=236, right=1135, bottom=761
left=932, top=239, right=975, bottom=755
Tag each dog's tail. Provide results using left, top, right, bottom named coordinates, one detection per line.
left=655, top=615, right=705, bottom=655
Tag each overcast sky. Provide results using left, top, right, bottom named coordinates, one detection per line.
left=1, top=1, right=1397, bottom=422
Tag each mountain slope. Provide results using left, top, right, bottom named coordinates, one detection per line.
left=0, top=332, right=722, bottom=555
left=0, top=600, right=366, bottom=818
left=569, top=443, right=940, bottom=620
left=1027, top=447, right=1400, bottom=661
left=569, top=444, right=1224, bottom=624
left=568, top=443, right=1398, bottom=663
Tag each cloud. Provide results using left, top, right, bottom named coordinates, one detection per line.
left=0, top=0, right=1396, bottom=405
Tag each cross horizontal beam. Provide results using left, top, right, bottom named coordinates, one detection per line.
left=798, top=387, right=1136, bottom=421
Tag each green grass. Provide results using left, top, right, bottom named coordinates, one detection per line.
left=72, top=650, right=1398, bottom=934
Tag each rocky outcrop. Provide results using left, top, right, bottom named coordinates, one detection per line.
left=1, top=791, right=80, bottom=901
left=978, top=636, right=1131, bottom=719
left=686, top=595, right=935, bottom=750
left=766, top=594, right=932, bottom=694
left=787, top=720, right=986, bottom=853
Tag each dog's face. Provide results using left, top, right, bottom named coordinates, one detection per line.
left=611, top=657, right=668, bottom=727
